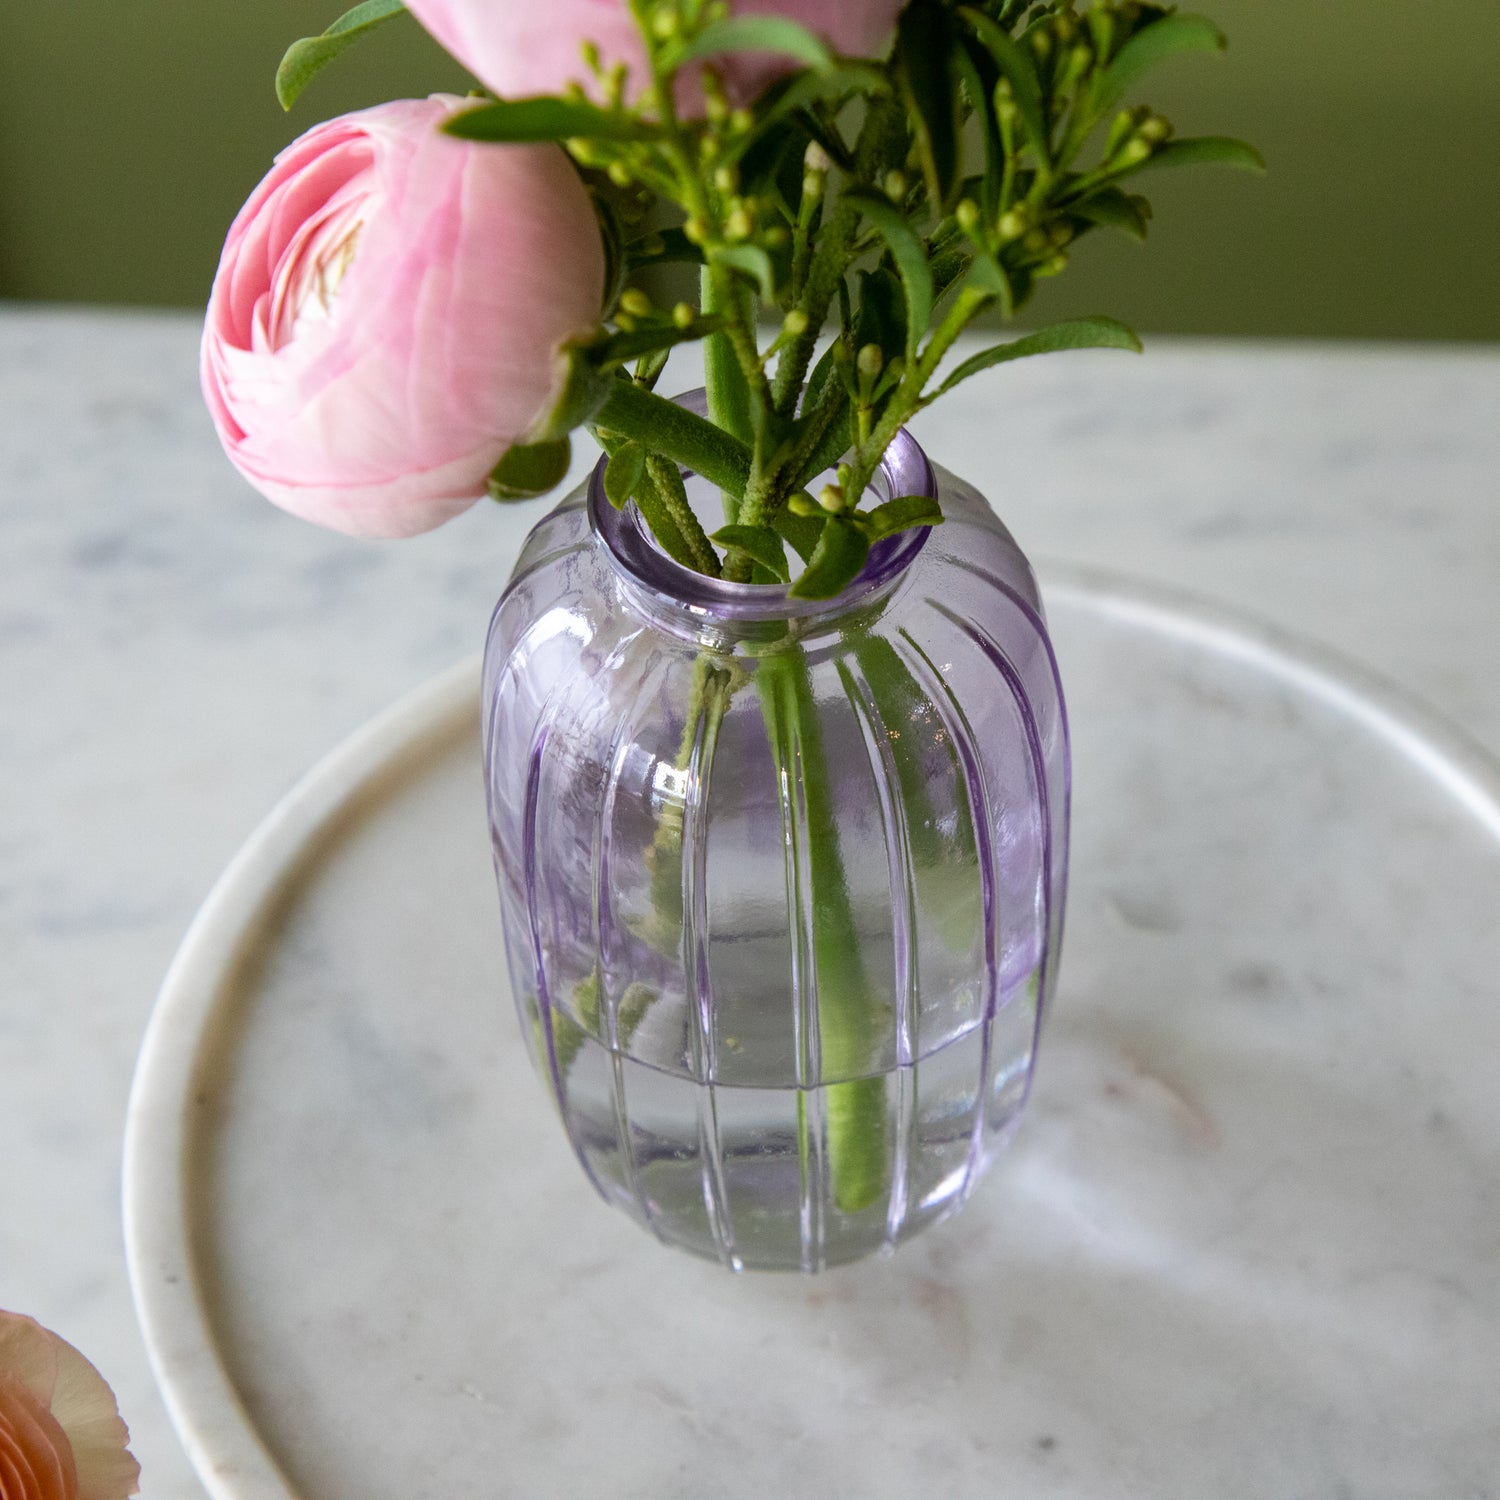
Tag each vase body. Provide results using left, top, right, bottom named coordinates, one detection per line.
left=481, top=424, right=1068, bottom=1271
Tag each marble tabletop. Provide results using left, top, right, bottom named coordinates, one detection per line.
left=3, top=304, right=1499, bottom=1498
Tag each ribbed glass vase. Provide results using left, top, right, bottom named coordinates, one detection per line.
left=481, top=412, right=1068, bottom=1271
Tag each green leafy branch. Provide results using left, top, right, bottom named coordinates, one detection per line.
left=278, top=1, right=1260, bottom=599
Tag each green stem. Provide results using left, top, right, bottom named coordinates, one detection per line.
left=759, top=648, right=888, bottom=1217
left=595, top=381, right=751, bottom=500
left=701, top=265, right=753, bottom=525
left=646, top=453, right=721, bottom=576
left=630, top=463, right=695, bottom=570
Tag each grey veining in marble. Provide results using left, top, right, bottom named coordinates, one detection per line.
left=4, top=305, right=1500, bottom=1498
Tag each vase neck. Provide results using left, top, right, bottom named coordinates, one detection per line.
left=588, top=399, right=936, bottom=647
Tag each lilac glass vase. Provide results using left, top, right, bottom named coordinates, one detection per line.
left=481, top=413, right=1069, bottom=1271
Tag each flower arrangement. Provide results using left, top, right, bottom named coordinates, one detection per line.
left=204, top=0, right=1259, bottom=584
left=202, top=0, right=1258, bottom=1267
left=0, top=1311, right=139, bottom=1500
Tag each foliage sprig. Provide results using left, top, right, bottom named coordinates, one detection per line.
left=287, top=0, right=1262, bottom=598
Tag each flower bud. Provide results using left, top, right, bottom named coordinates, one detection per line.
left=672, top=301, right=696, bottom=329
left=702, top=70, right=730, bottom=122
left=619, top=288, right=653, bottom=319
left=725, top=206, right=754, bottom=241
left=883, top=170, right=908, bottom=203
left=856, top=343, right=884, bottom=379
left=1105, top=107, right=1141, bottom=159
left=1088, top=4, right=1116, bottom=60
left=955, top=198, right=982, bottom=234
left=788, top=491, right=821, bottom=517
left=783, top=309, right=810, bottom=337
left=1138, top=114, right=1174, bottom=144
left=714, top=164, right=740, bottom=195
left=818, top=482, right=846, bottom=513
left=998, top=206, right=1030, bottom=241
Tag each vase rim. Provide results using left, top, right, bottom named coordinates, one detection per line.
left=587, top=389, right=936, bottom=626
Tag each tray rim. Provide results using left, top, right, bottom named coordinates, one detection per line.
left=122, top=565, right=1500, bottom=1500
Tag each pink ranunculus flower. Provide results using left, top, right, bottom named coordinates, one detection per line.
left=404, top=0, right=905, bottom=111
left=0, top=1312, right=140, bottom=1500
left=202, top=96, right=605, bottom=538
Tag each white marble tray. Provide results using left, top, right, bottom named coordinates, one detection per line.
left=124, top=566, right=1500, bottom=1500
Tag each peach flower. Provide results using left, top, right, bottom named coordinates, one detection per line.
left=0, top=1312, right=139, bottom=1500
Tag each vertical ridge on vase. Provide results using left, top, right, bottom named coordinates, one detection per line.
left=943, top=557, right=1072, bottom=1025
left=522, top=694, right=608, bottom=1202
left=593, top=674, right=657, bottom=1236
left=836, top=657, right=917, bottom=1245
left=763, top=656, right=826, bottom=1271
left=681, top=663, right=740, bottom=1271
left=899, top=625, right=1000, bottom=1201
left=929, top=599, right=1053, bottom=1114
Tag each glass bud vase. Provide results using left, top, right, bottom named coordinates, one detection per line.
left=481, top=414, right=1068, bottom=1272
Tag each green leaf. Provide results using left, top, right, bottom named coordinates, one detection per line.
left=677, top=16, right=834, bottom=71
left=957, top=8, right=1049, bottom=164
left=487, top=437, right=572, bottom=501
left=853, top=266, right=908, bottom=366
left=603, top=442, right=645, bottom=509
left=953, top=37, right=1000, bottom=220
left=792, top=404, right=854, bottom=493
left=843, top=194, right=933, bottom=360
left=275, top=0, right=407, bottom=111
left=710, top=524, right=791, bottom=582
left=1095, top=13, right=1226, bottom=117
left=443, top=97, right=655, bottom=143
left=934, top=315, right=1142, bottom=397
left=791, top=515, right=871, bottom=600
left=859, top=493, right=944, bottom=540
left=1074, top=187, right=1152, bottom=240
left=894, top=3, right=962, bottom=213
left=712, top=245, right=777, bottom=301
left=771, top=508, right=826, bottom=564
left=1129, top=136, right=1267, bottom=176
left=962, top=247, right=1014, bottom=316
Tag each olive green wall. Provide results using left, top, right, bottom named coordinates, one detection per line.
left=3, top=2, right=1497, bottom=338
